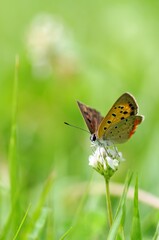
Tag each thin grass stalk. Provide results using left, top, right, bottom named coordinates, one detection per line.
left=105, top=177, right=113, bottom=228
left=8, top=55, right=20, bottom=234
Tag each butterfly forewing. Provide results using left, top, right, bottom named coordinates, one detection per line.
left=104, top=115, right=143, bottom=144
left=77, top=101, right=103, bottom=134
left=97, top=93, right=139, bottom=139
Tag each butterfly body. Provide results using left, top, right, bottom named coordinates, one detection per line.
left=77, top=93, right=143, bottom=146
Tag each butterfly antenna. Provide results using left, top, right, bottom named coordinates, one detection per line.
left=64, top=122, right=90, bottom=134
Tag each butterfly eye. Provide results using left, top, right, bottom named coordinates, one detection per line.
left=90, top=134, right=96, bottom=142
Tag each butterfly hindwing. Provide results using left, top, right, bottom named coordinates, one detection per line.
left=104, top=115, right=143, bottom=143
left=97, top=93, right=139, bottom=139
left=77, top=101, right=103, bottom=134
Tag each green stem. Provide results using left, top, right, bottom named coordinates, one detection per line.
left=105, top=177, right=113, bottom=227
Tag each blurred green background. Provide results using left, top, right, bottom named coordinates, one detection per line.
left=0, top=0, right=159, bottom=239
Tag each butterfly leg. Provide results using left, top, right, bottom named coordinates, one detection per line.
left=113, top=145, right=120, bottom=158
left=104, top=142, right=120, bottom=159
left=98, top=140, right=109, bottom=156
left=103, top=146, right=109, bottom=156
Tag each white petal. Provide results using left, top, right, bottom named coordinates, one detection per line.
left=113, top=159, right=119, bottom=167
left=103, top=161, right=107, bottom=170
left=118, top=152, right=125, bottom=161
left=89, top=155, right=97, bottom=167
left=106, top=156, right=115, bottom=170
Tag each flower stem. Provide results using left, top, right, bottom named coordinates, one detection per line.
left=104, top=177, right=113, bottom=227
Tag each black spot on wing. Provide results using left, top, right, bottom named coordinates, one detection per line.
left=123, top=111, right=128, bottom=114
left=118, top=106, right=124, bottom=109
left=87, top=118, right=91, bottom=123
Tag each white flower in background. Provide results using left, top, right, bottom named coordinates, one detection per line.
left=89, top=144, right=124, bottom=180
left=25, top=14, right=79, bottom=78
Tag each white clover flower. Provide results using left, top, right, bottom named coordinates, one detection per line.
left=89, top=144, right=124, bottom=180
left=25, top=14, right=79, bottom=78
left=89, top=147, right=107, bottom=172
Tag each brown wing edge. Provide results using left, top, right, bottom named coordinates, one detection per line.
left=77, top=101, right=103, bottom=134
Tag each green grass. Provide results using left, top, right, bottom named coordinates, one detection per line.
left=0, top=0, right=159, bottom=239
left=131, top=175, right=142, bottom=240
left=107, top=172, right=133, bottom=239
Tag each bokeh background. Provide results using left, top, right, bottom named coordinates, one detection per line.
left=0, top=0, right=159, bottom=239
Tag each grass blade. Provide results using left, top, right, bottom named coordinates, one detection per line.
left=59, top=226, right=73, bottom=240
left=9, top=55, right=19, bottom=206
left=1, top=56, right=21, bottom=238
left=107, top=171, right=133, bottom=239
left=107, top=206, right=123, bottom=240
left=115, top=171, right=133, bottom=219
left=131, top=175, right=142, bottom=240
left=153, top=222, right=159, bottom=240
left=12, top=204, right=31, bottom=240
left=23, top=172, right=55, bottom=239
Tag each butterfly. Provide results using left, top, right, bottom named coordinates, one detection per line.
left=77, top=92, right=144, bottom=145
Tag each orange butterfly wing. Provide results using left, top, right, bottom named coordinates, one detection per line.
left=97, top=93, right=143, bottom=141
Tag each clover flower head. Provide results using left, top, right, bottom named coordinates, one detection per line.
left=25, top=14, right=79, bottom=78
left=89, top=143, right=124, bottom=180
